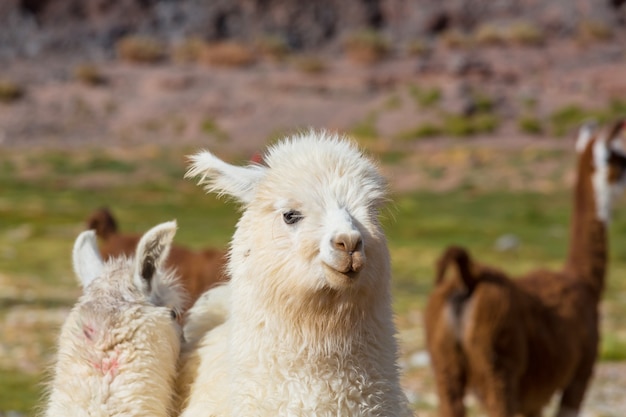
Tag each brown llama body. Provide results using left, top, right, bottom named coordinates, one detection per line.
left=425, top=119, right=626, bottom=417
left=86, top=208, right=228, bottom=310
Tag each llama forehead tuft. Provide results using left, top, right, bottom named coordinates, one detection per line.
left=260, top=131, right=388, bottom=208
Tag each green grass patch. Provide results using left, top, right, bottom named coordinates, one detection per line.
left=408, top=85, right=442, bottom=109
left=0, top=369, right=43, bottom=414
left=350, top=111, right=379, bottom=141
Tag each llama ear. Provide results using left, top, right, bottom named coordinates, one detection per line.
left=134, top=220, right=177, bottom=294
left=72, top=230, right=104, bottom=288
left=185, top=150, right=267, bottom=205
left=575, top=121, right=598, bottom=154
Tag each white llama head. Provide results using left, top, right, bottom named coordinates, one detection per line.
left=186, top=131, right=390, bottom=310
left=72, top=220, right=185, bottom=314
left=44, top=221, right=185, bottom=417
left=577, top=119, right=626, bottom=223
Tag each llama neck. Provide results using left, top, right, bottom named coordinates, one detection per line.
left=233, top=281, right=393, bottom=358
left=564, top=157, right=608, bottom=297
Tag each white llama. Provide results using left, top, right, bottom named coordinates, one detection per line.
left=43, top=221, right=185, bottom=417
left=178, top=131, right=413, bottom=417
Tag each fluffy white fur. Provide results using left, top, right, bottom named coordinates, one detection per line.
left=43, top=221, right=185, bottom=417
left=178, top=131, right=412, bottom=417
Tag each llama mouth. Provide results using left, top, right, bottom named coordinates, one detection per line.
left=322, top=263, right=360, bottom=287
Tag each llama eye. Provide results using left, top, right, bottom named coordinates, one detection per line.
left=170, top=309, right=178, bottom=320
left=283, top=210, right=303, bottom=225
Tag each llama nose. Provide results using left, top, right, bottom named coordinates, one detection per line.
left=332, top=232, right=362, bottom=254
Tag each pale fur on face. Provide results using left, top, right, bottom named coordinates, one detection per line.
left=181, top=131, right=411, bottom=417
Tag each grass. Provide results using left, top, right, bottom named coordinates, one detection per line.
left=408, top=85, right=442, bottom=109
left=350, top=111, right=379, bottom=141
left=2, top=146, right=626, bottom=412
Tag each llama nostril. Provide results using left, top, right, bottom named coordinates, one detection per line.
left=332, top=234, right=362, bottom=253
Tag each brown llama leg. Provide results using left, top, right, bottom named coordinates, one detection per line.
left=556, top=355, right=596, bottom=417
left=466, top=342, right=521, bottom=417
left=429, top=331, right=467, bottom=417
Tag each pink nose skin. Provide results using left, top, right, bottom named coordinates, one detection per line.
left=332, top=233, right=364, bottom=273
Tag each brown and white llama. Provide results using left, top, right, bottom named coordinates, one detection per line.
left=424, top=119, right=626, bottom=417
left=86, top=207, right=228, bottom=310
left=43, top=221, right=185, bottom=417
left=177, top=131, right=413, bottom=417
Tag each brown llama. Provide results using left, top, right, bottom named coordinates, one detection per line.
left=424, top=119, right=626, bottom=417
left=86, top=207, right=228, bottom=311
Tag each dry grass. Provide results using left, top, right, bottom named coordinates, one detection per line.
left=116, top=35, right=165, bottom=64
left=505, top=22, right=545, bottom=47
left=440, top=29, right=473, bottom=49
left=292, top=55, right=328, bottom=74
left=172, top=37, right=207, bottom=64
left=255, top=35, right=290, bottom=61
left=74, top=64, right=107, bottom=86
left=201, top=41, right=256, bottom=68
left=578, top=20, right=613, bottom=44
left=0, top=79, right=24, bottom=103
left=344, top=30, right=390, bottom=64
left=474, top=24, right=507, bottom=46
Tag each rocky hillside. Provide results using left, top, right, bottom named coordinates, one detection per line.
left=1, top=0, right=625, bottom=60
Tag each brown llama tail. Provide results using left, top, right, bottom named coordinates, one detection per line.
left=436, top=245, right=477, bottom=294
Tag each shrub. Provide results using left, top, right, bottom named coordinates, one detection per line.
left=350, top=112, right=379, bottom=140
left=0, top=79, right=24, bottom=103
left=474, top=24, right=506, bottom=46
left=200, top=118, right=229, bottom=142
left=549, top=105, right=588, bottom=137
left=344, top=30, right=390, bottom=64
left=440, top=30, right=472, bottom=49
left=578, top=20, right=613, bottom=43
left=518, top=115, right=544, bottom=135
left=505, top=22, right=544, bottom=47
left=408, top=85, right=442, bottom=109
left=442, top=113, right=499, bottom=137
left=202, top=41, right=256, bottom=68
left=292, top=55, right=327, bottom=74
left=395, top=123, right=443, bottom=140
left=116, top=36, right=165, bottom=64
left=74, top=64, right=107, bottom=86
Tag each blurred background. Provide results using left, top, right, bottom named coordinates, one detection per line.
left=1, top=0, right=626, bottom=415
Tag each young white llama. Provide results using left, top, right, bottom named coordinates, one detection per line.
left=424, top=119, right=626, bottom=417
left=178, top=131, right=412, bottom=417
left=43, top=221, right=185, bottom=417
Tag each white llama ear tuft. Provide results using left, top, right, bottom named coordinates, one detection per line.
left=134, top=220, right=177, bottom=294
left=72, top=230, right=104, bottom=288
left=185, top=150, right=267, bottom=205
left=576, top=120, right=598, bottom=154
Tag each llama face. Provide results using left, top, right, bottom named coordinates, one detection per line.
left=187, top=132, right=390, bottom=295
left=580, top=120, right=626, bottom=222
